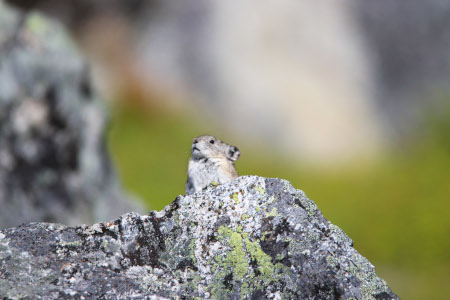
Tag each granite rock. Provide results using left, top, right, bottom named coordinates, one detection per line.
left=0, top=1, right=142, bottom=229
left=0, top=176, right=398, bottom=299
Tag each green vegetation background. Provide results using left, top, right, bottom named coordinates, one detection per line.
left=108, top=102, right=449, bottom=300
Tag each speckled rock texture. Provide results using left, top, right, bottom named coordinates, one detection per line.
left=0, top=176, right=398, bottom=299
left=0, top=1, right=142, bottom=229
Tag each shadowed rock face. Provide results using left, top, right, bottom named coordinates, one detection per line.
left=0, top=2, right=142, bottom=229
left=0, top=176, right=398, bottom=299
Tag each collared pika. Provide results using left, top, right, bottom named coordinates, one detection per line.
left=185, top=135, right=240, bottom=195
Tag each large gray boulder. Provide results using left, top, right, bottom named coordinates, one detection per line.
left=0, top=176, right=398, bottom=299
left=0, top=1, right=142, bottom=229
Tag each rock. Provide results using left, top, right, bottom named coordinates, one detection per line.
left=0, top=1, right=142, bottom=229
left=0, top=176, right=398, bottom=299
left=4, top=0, right=150, bottom=29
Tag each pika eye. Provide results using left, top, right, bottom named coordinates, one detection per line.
left=209, top=140, right=215, bottom=144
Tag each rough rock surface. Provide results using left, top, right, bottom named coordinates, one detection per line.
left=0, top=1, right=142, bottom=229
left=0, top=176, right=398, bottom=299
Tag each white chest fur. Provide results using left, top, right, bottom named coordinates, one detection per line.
left=186, top=156, right=237, bottom=194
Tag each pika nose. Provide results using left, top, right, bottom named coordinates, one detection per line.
left=193, top=138, right=199, bottom=144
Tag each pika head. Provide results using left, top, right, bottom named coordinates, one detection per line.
left=191, top=135, right=240, bottom=161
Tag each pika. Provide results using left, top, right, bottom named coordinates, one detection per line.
left=185, top=135, right=240, bottom=195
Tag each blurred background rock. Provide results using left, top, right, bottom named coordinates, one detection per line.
left=3, top=0, right=450, bottom=299
left=0, top=2, right=142, bottom=229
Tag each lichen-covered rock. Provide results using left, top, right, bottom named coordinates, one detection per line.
left=0, top=1, right=142, bottom=228
left=0, top=176, right=398, bottom=299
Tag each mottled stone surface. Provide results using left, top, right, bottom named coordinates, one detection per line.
left=0, top=176, right=398, bottom=299
left=0, top=1, right=142, bottom=229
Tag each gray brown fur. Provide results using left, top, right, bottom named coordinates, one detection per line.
left=185, top=135, right=240, bottom=195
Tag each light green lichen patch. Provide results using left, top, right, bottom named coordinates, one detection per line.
left=241, top=213, right=250, bottom=221
left=210, top=181, right=220, bottom=188
left=231, top=192, right=240, bottom=204
left=210, top=226, right=288, bottom=299
left=217, top=226, right=247, bottom=280
left=254, top=185, right=265, bottom=195
left=266, top=207, right=279, bottom=217
left=189, top=238, right=197, bottom=264
left=244, top=237, right=275, bottom=278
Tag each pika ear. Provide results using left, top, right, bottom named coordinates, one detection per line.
left=228, top=146, right=240, bottom=161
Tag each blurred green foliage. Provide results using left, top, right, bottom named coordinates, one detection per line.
left=108, top=101, right=449, bottom=300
